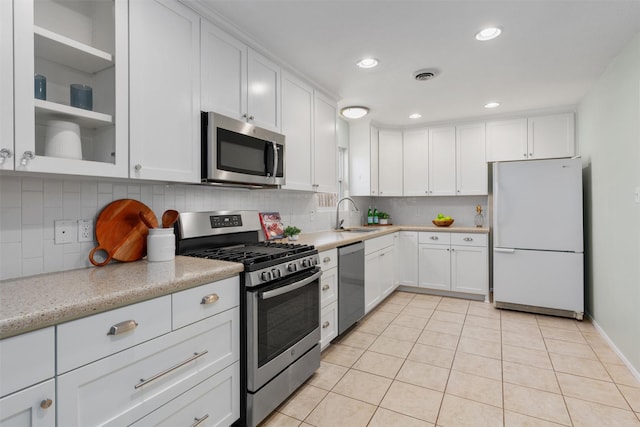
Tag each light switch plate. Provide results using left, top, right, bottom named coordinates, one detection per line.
left=54, top=220, right=74, bottom=244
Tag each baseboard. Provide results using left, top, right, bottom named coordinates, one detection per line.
left=588, top=313, right=640, bottom=384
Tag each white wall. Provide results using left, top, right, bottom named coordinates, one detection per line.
left=578, top=33, right=640, bottom=372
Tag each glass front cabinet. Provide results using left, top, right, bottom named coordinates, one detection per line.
left=11, top=0, right=128, bottom=176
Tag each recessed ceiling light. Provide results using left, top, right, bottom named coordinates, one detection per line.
left=475, top=27, right=502, bottom=41
left=340, top=106, right=369, bottom=119
left=356, top=58, right=379, bottom=69
left=409, top=113, right=422, bottom=119
left=484, top=101, right=501, bottom=109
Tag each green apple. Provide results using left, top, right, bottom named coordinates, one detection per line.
left=437, top=213, right=444, bottom=219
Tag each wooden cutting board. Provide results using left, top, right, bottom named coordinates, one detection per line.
left=89, top=199, right=159, bottom=266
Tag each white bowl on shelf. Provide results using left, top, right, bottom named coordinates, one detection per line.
left=44, top=119, right=82, bottom=160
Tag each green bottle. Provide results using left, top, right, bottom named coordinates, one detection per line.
left=373, top=207, right=379, bottom=224
left=367, top=207, right=373, bottom=224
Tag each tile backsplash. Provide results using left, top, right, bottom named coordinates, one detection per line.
left=0, top=175, right=487, bottom=280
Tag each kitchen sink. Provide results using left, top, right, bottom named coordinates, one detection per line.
left=336, top=228, right=378, bottom=233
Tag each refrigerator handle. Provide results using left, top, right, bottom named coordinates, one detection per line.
left=494, top=248, right=516, bottom=253
left=493, top=162, right=499, bottom=244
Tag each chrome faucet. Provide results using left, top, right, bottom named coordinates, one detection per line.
left=335, top=197, right=359, bottom=229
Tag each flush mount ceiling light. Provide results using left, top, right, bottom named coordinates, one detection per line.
left=414, top=68, right=439, bottom=81
left=356, top=58, right=379, bottom=69
left=484, top=101, right=501, bottom=109
left=409, top=113, right=422, bottom=119
left=475, top=27, right=502, bottom=41
left=340, top=106, right=369, bottom=119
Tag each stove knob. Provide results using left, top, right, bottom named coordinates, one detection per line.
left=301, top=259, right=310, bottom=268
left=261, top=271, right=272, bottom=281
left=287, top=263, right=298, bottom=272
left=271, top=268, right=281, bottom=279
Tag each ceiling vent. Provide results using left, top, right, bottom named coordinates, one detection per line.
left=414, top=69, right=439, bottom=81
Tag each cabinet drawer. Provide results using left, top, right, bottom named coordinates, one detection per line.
left=365, top=234, right=394, bottom=254
left=319, top=249, right=338, bottom=271
left=57, top=296, right=172, bottom=374
left=320, top=267, right=337, bottom=307
left=57, top=307, right=239, bottom=427
left=418, top=232, right=451, bottom=245
left=320, top=302, right=338, bottom=351
left=0, top=378, right=55, bottom=426
left=451, top=233, right=488, bottom=247
left=0, top=327, right=54, bottom=398
left=173, top=276, right=240, bottom=330
left=130, top=362, right=239, bottom=427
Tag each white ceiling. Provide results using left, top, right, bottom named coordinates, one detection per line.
left=191, top=0, right=640, bottom=127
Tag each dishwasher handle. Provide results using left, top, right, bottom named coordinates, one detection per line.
left=338, top=241, right=364, bottom=256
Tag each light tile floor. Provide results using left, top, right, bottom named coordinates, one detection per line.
left=260, top=291, right=640, bottom=427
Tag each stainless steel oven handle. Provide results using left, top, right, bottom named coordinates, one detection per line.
left=259, top=270, right=322, bottom=300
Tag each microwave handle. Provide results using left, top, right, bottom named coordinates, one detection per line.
left=272, top=141, right=278, bottom=180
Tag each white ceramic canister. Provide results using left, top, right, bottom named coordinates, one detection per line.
left=146, top=228, right=175, bottom=262
left=44, top=119, right=82, bottom=160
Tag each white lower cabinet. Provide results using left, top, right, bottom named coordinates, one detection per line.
left=0, top=379, right=55, bottom=427
left=398, top=231, right=418, bottom=286
left=319, top=249, right=338, bottom=350
left=418, top=232, right=488, bottom=300
left=364, top=235, right=395, bottom=313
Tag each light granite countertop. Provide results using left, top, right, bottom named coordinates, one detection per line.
left=0, top=224, right=488, bottom=340
left=0, top=256, right=243, bottom=339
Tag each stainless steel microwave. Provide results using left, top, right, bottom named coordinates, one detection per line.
left=201, top=112, right=285, bottom=187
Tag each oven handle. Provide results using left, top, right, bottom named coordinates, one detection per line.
left=259, top=270, right=322, bottom=300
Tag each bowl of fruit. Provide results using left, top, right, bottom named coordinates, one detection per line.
left=432, top=213, right=454, bottom=227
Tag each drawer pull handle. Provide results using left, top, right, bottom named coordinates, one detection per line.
left=134, top=350, right=209, bottom=390
left=40, top=398, right=53, bottom=409
left=201, top=294, right=219, bottom=305
left=463, top=237, right=473, bottom=241
left=430, top=236, right=439, bottom=240
left=322, top=284, right=330, bottom=291
left=323, top=257, right=331, bottom=263
left=191, top=414, right=210, bottom=427
left=107, top=320, right=138, bottom=336
left=322, top=321, right=330, bottom=328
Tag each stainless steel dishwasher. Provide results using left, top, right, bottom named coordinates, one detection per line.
left=338, top=242, right=365, bottom=335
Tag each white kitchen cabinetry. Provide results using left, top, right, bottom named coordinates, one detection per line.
left=281, top=72, right=314, bottom=191
left=201, top=21, right=281, bottom=132
left=364, top=234, right=395, bottom=313
left=486, top=113, right=575, bottom=162
left=0, top=0, right=13, bottom=170
left=313, top=92, right=338, bottom=193
left=418, top=232, right=488, bottom=300
left=0, top=328, right=55, bottom=427
left=129, top=0, right=200, bottom=183
left=57, top=277, right=240, bottom=426
left=12, top=0, right=128, bottom=176
left=403, top=129, right=429, bottom=196
left=319, top=249, right=338, bottom=350
left=428, top=126, right=457, bottom=196
left=378, top=130, right=403, bottom=196
left=456, top=123, right=488, bottom=195
left=398, top=231, right=419, bottom=286
left=349, top=122, right=379, bottom=196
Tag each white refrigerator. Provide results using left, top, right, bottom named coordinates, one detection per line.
left=493, top=157, right=584, bottom=319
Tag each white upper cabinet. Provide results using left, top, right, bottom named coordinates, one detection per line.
left=200, top=22, right=280, bottom=132
left=12, top=0, right=128, bottom=176
left=129, top=0, right=200, bottom=183
left=403, top=129, right=429, bottom=196
left=378, top=129, right=403, bottom=196
left=370, top=126, right=379, bottom=196
left=527, top=113, right=575, bottom=159
left=349, top=121, right=378, bottom=196
left=281, top=72, right=313, bottom=191
left=486, top=113, right=575, bottom=162
left=428, top=126, right=456, bottom=196
left=313, top=92, right=337, bottom=193
left=456, top=122, right=487, bottom=195
left=0, top=0, right=13, bottom=170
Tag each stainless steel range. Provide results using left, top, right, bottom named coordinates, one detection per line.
left=175, top=211, right=321, bottom=427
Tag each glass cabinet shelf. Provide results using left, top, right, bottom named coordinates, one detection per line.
left=34, top=25, right=113, bottom=73
left=35, top=99, right=113, bottom=128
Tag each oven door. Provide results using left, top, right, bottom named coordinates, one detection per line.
left=246, top=268, right=321, bottom=391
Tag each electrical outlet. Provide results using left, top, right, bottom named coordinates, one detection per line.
left=54, top=220, right=74, bottom=244
left=78, top=219, right=94, bottom=242
left=309, top=210, right=315, bottom=221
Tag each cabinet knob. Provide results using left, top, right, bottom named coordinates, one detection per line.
left=40, top=398, right=53, bottom=409
left=322, top=321, right=330, bottom=329
left=425, top=190, right=429, bottom=194
left=0, top=148, right=12, bottom=164
left=107, top=319, right=138, bottom=336
left=249, top=115, right=255, bottom=121
left=323, top=257, right=331, bottom=263
left=322, top=284, right=330, bottom=291
left=242, top=113, right=248, bottom=119
left=20, top=151, right=35, bottom=166
left=463, top=237, right=473, bottom=241
left=529, top=153, right=533, bottom=157
left=430, top=236, right=439, bottom=240
left=134, top=164, right=142, bottom=172
left=201, top=294, right=219, bottom=305
left=523, top=153, right=527, bottom=157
